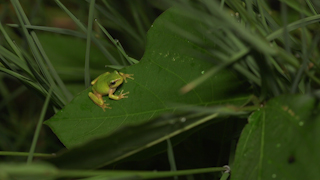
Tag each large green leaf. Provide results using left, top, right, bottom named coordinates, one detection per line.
left=231, top=94, right=320, bottom=180
left=45, top=7, right=248, bottom=148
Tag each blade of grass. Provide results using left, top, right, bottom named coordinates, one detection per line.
left=208, top=30, right=261, bottom=85
left=276, top=47, right=320, bottom=85
left=100, top=0, right=144, bottom=47
left=12, top=0, right=74, bottom=104
left=258, top=1, right=281, bottom=31
left=1, top=50, right=64, bottom=109
left=181, top=48, right=250, bottom=93
left=233, top=63, right=261, bottom=86
left=306, top=0, right=318, bottom=15
left=14, top=0, right=72, bottom=101
left=0, top=45, right=32, bottom=76
left=224, top=29, right=246, bottom=51
left=267, top=55, right=289, bottom=80
left=12, top=36, right=67, bottom=108
left=244, top=0, right=254, bottom=18
left=32, top=33, right=73, bottom=101
left=84, top=0, right=95, bottom=88
left=115, top=40, right=127, bottom=65
left=54, top=0, right=86, bottom=32
left=257, top=0, right=269, bottom=32
left=27, top=87, right=52, bottom=164
left=267, top=14, right=320, bottom=41
left=281, top=2, right=291, bottom=53
left=0, top=52, right=18, bottom=71
left=0, top=23, right=24, bottom=60
left=11, top=0, right=53, bottom=85
left=7, top=24, right=86, bottom=38
left=178, top=0, right=277, bottom=55
left=0, top=66, right=44, bottom=95
left=167, top=139, right=177, bottom=176
left=1, top=165, right=227, bottom=179
left=220, top=0, right=225, bottom=9
left=220, top=172, right=230, bottom=180
left=279, top=0, right=313, bottom=16
left=204, top=0, right=277, bottom=55
left=244, top=55, right=260, bottom=77
left=10, top=1, right=60, bottom=98
left=116, top=41, right=139, bottom=64
left=174, top=104, right=254, bottom=116
left=128, top=1, right=147, bottom=43
left=95, top=20, right=137, bottom=65
left=0, top=151, right=53, bottom=157
left=290, top=12, right=309, bottom=93
left=226, top=0, right=267, bottom=36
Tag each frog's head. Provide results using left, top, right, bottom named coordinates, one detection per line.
left=108, top=71, right=124, bottom=88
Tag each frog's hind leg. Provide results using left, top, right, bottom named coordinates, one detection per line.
left=88, top=92, right=111, bottom=111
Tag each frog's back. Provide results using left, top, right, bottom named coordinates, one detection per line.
left=93, top=77, right=111, bottom=95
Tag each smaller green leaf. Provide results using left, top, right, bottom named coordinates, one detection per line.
left=232, top=94, right=320, bottom=180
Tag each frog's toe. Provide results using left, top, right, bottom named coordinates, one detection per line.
left=122, top=73, right=134, bottom=82
left=126, top=74, right=134, bottom=80
left=128, top=74, right=134, bottom=80
left=119, top=90, right=129, bottom=98
left=120, top=95, right=128, bottom=99
left=122, top=90, right=130, bottom=95
left=101, top=103, right=111, bottom=111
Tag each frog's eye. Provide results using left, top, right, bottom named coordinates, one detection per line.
left=110, top=81, right=116, bottom=85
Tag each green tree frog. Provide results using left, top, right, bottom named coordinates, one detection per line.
left=88, top=71, right=134, bottom=111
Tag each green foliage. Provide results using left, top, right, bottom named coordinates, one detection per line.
left=1, top=0, right=320, bottom=180
left=232, top=94, right=320, bottom=180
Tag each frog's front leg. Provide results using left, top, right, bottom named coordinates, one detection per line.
left=119, top=72, right=134, bottom=83
left=109, top=89, right=129, bottom=100
left=88, top=90, right=111, bottom=111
